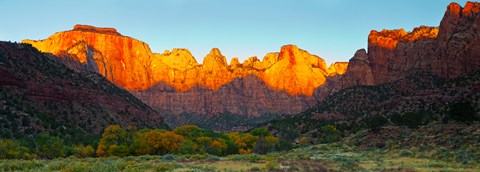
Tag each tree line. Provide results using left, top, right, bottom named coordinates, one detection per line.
left=0, top=125, right=285, bottom=159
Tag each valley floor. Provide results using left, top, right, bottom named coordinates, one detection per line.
left=1, top=143, right=478, bottom=172
left=1, top=122, right=478, bottom=171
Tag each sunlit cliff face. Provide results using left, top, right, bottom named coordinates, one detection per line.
left=22, top=24, right=348, bottom=96
left=368, top=26, right=439, bottom=50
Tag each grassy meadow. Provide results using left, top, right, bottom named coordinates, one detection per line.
left=1, top=141, right=479, bottom=172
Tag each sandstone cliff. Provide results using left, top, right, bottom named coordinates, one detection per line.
left=22, top=25, right=347, bottom=117
left=318, top=2, right=480, bottom=98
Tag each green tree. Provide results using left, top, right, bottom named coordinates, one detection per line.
left=0, top=139, right=31, bottom=159
left=177, top=139, right=200, bottom=154
left=99, top=125, right=129, bottom=146
left=250, top=128, right=270, bottom=137
left=174, top=125, right=201, bottom=138
left=35, top=133, right=66, bottom=159
left=129, top=128, right=151, bottom=156
left=108, top=144, right=130, bottom=157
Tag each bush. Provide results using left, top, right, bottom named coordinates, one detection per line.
left=262, top=160, right=280, bottom=171
left=391, top=111, right=432, bottom=128
left=364, top=115, right=388, bottom=131
left=276, top=140, right=293, bottom=151
left=446, top=101, right=477, bottom=123
left=75, top=145, right=95, bottom=158
left=318, top=125, right=340, bottom=143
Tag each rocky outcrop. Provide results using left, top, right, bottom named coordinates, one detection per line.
left=437, top=1, right=480, bottom=78
left=23, top=24, right=156, bottom=91
left=367, top=26, right=440, bottom=84
left=73, top=24, right=121, bottom=36
left=327, top=62, right=349, bottom=76
left=337, top=49, right=374, bottom=87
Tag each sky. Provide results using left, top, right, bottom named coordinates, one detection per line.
left=0, top=0, right=470, bottom=65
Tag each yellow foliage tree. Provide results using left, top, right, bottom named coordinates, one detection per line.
left=209, top=139, right=228, bottom=155
left=76, top=145, right=95, bottom=158
left=96, top=144, right=107, bottom=157
left=228, top=132, right=258, bottom=154
left=265, top=136, right=280, bottom=144
left=96, top=125, right=130, bottom=157
left=144, top=130, right=184, bottom=155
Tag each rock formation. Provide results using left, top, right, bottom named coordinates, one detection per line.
left=22, top=25, right=347, bottom=117
left=319, top=2, right=480, bottom=98
left=23, top=25, right=156, bottom=91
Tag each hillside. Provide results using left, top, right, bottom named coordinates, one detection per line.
left=263, top=70, right=480, bottom=142
left=0, top=41, right=168, bottom=143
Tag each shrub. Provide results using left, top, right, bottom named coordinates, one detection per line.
left=446, top=101, right=477, bottom=123
left=250, top=167, right=262, bottom=171
left=262, top=160, right=280, bottom=171
left=364, top=115, right=388, bottom=131
left=392, top=112, right=431, bottom=128
left=75, top=145, right=95, bottom=158
left=161, top=154, right=176, bottom=162
left=399, top=151, right=415, bottom=157
left=276, top=140, right=293, bottom=151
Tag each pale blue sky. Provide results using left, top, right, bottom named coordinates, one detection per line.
left=0, top=0, right=469, bottom=64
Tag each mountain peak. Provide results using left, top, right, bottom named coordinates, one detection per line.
left=278, top=44, right=302, bottom=65
left=158, top=48, right=198, bottom=70
left=209, top=48, right=222, bottom=56
left=203, top=48, right=227, bottom=67
left=462, top=1, right=480, bottom=16
left=73, top=24, right=121, bottom=36
left=446, top=2, right=462, bottom=16
left=229, top=57, right=241, bottom=68
left=352, top=49, right=368, bottom=61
